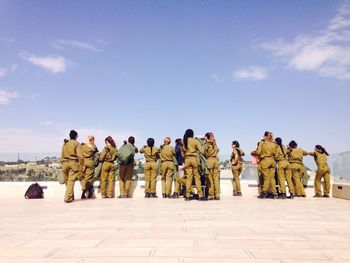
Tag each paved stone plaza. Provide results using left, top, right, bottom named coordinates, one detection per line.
left=0, top=195, right=350, bottom=263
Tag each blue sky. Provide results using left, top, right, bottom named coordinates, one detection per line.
left=0, top=0, right=350, bottom=162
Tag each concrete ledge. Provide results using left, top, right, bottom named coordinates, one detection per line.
left=0, top=180, right=318, bottom=199
left=332, top=183, right=350, bottom=200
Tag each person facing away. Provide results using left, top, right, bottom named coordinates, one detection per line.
left=140, top=138, right=159, bottom=198
left=171, top=138, right=187, bottom=198
left=230, top=140, right=245, bottom=197
left=61, top=130, right=82, bottom=203
left=256, top=132, right=278, bottom=199
left=118, top=136, right=138, bottom=198
left=204, top=132, right=220, bottom=200
left=309, top=145, right=331, bottom=198
left=79, top=136, right=98, bottom=199
left=275, top=137, right=294, bottom=199
left=251, top=131, right=270, bottom=195
left=287, top=140, right=308, bottom=197
left=99, top=136, right=118, bottom=198
left=182, top=129, right=205, bottom=201
left=159, top=137, right=176, bottom=198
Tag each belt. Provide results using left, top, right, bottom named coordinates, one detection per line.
left=162, top=160, right=173, bottom=162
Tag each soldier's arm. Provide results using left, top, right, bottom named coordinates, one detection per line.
left=196, top=140, right=205, bottom=155
left=308, top=151, right=315, bottom=156
left=60, top=143, right=66, bottom=163
left=99, top=147, right=107, bottom=161
left=76, top=143, right=84, bottom=165
left=302, top=149, right=309, bottom=156
left=140, top=147, right=145, bottom=154
left=256, top=142, right=263, bottom=156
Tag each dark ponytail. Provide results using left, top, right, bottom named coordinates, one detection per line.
left=183, top=129, right=194, bottom=149
left=316, top=145, right=329, bottom=156
left=275, top=137, right=285, bottom=156
left=147, top=138, right=155, bottom=155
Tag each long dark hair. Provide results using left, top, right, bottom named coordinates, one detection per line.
left=105, top=136, right=116, bottom=148
left=275, top=137, right=285, bottom=156
left=232, top=140, right=241, bottom=156
left=147, top=138, right=155, bottom=155
left=183, top=129, right=194, bottom=149
left=316, top=145, right=329, bottom=156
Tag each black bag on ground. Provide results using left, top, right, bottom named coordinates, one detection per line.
left=24, top=183, right=44, bottom=199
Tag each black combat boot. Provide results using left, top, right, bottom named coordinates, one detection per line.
left=184, top=197, right=191, bottom=201
left=145, top=193, right=150, bottom=198
left=87, top=186, right=95, bottom=199
left=170, top=192, right=179, bottom=199
left=162, top=193, right=166, bottom=198
left=152, top=192, right=158, bottom=198
left=236, top=192, right=242, bottom=196
left=323, top=193, right=330, bottom=198
left=81, top=190, right=87, bottom=199
left=278, top=193, right=286, bottom=199
left=214, top=196, right=220, bottom=200
left=258, top=192, right=268, bottom=199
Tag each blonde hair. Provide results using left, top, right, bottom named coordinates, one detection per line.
left=87, top=136, right=95, bottom=143
left=164, top=137, right=171, bottom=145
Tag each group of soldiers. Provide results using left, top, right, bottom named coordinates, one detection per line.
left=60, top=129, right=331, bottom=203
left=252, top=131, right=331, bottom=199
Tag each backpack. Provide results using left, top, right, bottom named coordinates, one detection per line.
left=24, top=183, right=44, bottom=199
left=118, top=144, right=134, bottom=165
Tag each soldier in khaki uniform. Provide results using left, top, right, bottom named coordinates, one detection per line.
left=309, top=145, right=331, bottom=198
left=159, top=137, right=176, bottom=198
left=79, top=136, right=98, bottom=199
left=99, top=136, right=117, bottom=198
left=61, top=130, right=82, bottom=203
left=275, top=137, right=294, bottom=199
left=61, top=139, right=69, bottom=185
left=230, top=141, right=245, bottom=196
left=287, top=140, right=308, bottom=197
left=140, top=138, right=159, bottom=198
left=118, top=136, right=138, bottom=198
left=182, top=129, right=206, bottom=201
left=204, top=132, right=220, bottom=200
left=252, top=132, right=270, bottom=195
left=256, top=132, right=278, bottom=199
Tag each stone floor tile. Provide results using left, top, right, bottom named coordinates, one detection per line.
left=154, top=247, right=250, bottom=258
left=249, top=248, right=329, bottom=260
left=99, top=238, right=196, bottom=248
left=50, top=247, right=152, bottom=258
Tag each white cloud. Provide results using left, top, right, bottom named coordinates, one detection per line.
left=20, top=52, right=69, bottom=73
left=0, top=90, right=18, bottom=105
left=0, top=64, right=18, bottom=78
left=52, top=39, right=101, bottom=52
left=233, top=66, right=267, bottom=81
left=260, top=3, right=350, bottom=80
